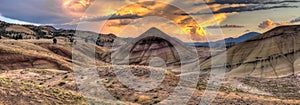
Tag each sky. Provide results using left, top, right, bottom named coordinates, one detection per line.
left=0, top=0, right=299, bottom=42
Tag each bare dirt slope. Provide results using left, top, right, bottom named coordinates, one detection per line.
left=80, top=65, right=300, bottom=104
left=0, top=39, right=109, bottom=71
left=201, top=25, right=300, bottom=78
left=0, top=39, right=113, bottom=104
left=0, top=69, right=86, bottom=105
left=5, top=25, right=36, bottom=35
left=0, top=39, right=73, bottom=70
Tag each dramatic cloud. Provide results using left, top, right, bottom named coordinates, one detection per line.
left=0, top=14, right=39, bottom=25
left=183, top=0, right=299, bottom=15
left=291, top=17, right=300, bottom=23
left=211, top=5, right=297, bottom=14
left=96, top=1, right=209, bottom=41
left=199, top=0, right=300, bottom=5
left=206, top=24, right=245, bottom=29
left=62, top=0, right=94, bottom=17
left=106, top=19, right=134, bottom=27
left=181, top=5, right=297, bottom=15
left=0, top=0, right=298, bottom=41
left=81, top=14, right=142, bottom=22
left=258, top=19, right=275, bottom=29
left=258, top=19, right=290, bottom=29
left=0, top=0, right=93, bottom=24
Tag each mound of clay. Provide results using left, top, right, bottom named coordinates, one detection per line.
left=111, top=27, right=197, bottom=67
left=0, top=40, right=72, bottom=71
left=201, top=25, right=300, bottom=78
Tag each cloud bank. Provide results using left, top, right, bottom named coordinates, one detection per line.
left=206, top=24, right=245, bottom=29
left=200, top=0, right=300, bottom=5
left=0, top=0, right=93, bottom=25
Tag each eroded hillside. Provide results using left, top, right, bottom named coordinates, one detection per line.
left=201, top=25, right=300, bottom=78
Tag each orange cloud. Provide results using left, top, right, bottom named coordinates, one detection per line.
left=208, top=3, right=247, bottom=12
left=258, top=19, right=290, bottom=29
left=258, top=19, right=274, bottom=29
left=75, top=0, right=238, bottom=41
left=62, top=0, right=94, bottom=17
left=200, top=13, right=235, bottom=26
left=102, top=1, right=208, bottom=41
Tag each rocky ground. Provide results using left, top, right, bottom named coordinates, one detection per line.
left=2, top=67, right=300, bottom=104
left=73, top=65, right=300, bottom=104
left=0, top=69, right=86, bottom=105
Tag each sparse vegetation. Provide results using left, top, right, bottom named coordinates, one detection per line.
left=58, top=81, right=66, bottom=86
left=0, top=76, right=86, bottom=104
left=114, top=96, right=121, bottom=100
left=134, top=98, right=139, bottom=102
left=241, top=76, right=300, bottom=100
left=153, top=99, right=161, bottom=104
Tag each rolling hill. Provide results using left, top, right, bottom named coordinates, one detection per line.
left=111, top=27, right=197, bottom=67
left=201, top=25, right=300, bottom=78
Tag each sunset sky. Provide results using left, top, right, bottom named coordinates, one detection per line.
left=0, top=0, right=300, bottom=42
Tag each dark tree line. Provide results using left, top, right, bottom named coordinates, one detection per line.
left=13, top=34, right=23, bottom=40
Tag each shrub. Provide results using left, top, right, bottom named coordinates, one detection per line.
left=134, top=98, right=139, bottom=102
left=53, top=38, right=57, bottom=44
left=115, top=96, right=121, bottom=100
left=154, top=99, right=160, bottom=104
left=58, top=82, right=66, bottom=86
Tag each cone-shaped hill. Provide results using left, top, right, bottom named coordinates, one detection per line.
left=111, top=27, right=197, bottom=67
left=201, top=25, right=300, bottom=78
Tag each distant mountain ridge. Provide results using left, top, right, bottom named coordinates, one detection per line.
left=187, top=32, right=260, bottom=47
